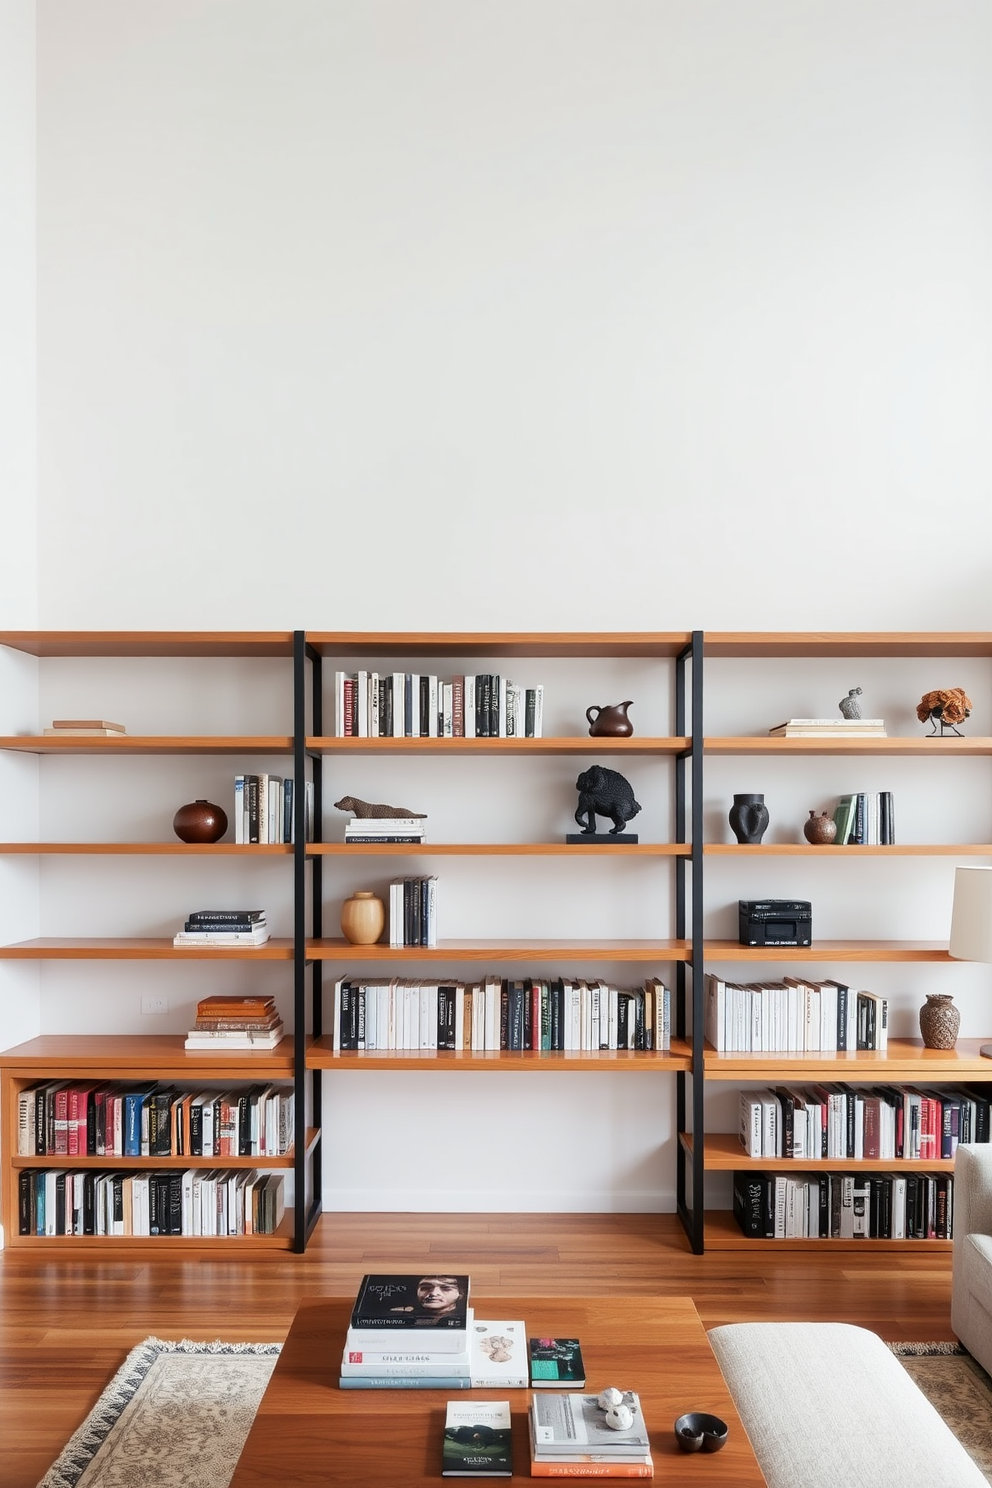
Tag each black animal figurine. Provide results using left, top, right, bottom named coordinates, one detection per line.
left=574, top=766, right=641, bottom=835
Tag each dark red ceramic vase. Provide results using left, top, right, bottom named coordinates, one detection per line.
left=173, top=799, right=228, bottom=844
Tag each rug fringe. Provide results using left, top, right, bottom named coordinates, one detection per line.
left=887, top=1340, right=966, bottom=1356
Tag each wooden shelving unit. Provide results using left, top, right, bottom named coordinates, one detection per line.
left=308, top=1040, right=693, bottom=1072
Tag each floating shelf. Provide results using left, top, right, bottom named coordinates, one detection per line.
left=307, top=1041, right=693, bottom=1071
left=306, top=938, right=691, bottom=963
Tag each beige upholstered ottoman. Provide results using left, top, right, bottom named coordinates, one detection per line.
left=708, top=1321, right=987, bottom=1488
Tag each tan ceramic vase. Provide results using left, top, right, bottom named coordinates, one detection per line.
left=341, top=890, right=385, bottom=945
left=803, top=810, right=837, bottom=845
left=919, top=993, right=960, bottom=1050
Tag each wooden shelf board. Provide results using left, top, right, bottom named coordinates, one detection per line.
left=701, top=1210, right=951, bottom=1251
left=0, top=938, right=294, bottom=960
left=701, top=1037, right=992, bottom=1080
left=0, top=631, right=295, bottom=658
left=0, top=843, right=292, bottom=855
left=0, top=736, right=293, bottom=755
left=703, top=940, right=951, bottom=963
left=308, top=842, right=690, bottom=857
left=305, top=632, right=692, bottom=659
left=681, top=1132, right=956, bottom=1172
left=12, top=1150, right=296, bottom=1170
left=705, top=735, right=992, bottom=756
left=307, top=1040, right=693, bottom=1071
left=306, top=938, right=690, bottom=962
left=703, top=632, right=992, bottom=658
left=705, top=843, right=992, bottom=856
left=0, top=1034, right=298, bottom=1075
left=5, top=1219, right=295, bottom=1251
left=307, top=735, right=687, bottom=756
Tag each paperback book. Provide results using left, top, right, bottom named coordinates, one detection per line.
left=531, top=1393, right=650, bottom=1456
left=529, top=1336, right=586, bottom=1388
left=469, top=1319, right=528, bottom=1388
left=442, top=1400, right=513, bottom=1477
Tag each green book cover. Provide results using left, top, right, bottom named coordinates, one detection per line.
left=442, top=1400, right=512, bottom=1476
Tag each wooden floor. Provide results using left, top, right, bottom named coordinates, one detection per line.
left=1, top=1212, right=955, bottom=1488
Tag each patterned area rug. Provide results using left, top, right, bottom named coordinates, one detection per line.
left=36, top=1338, right=281, bottom=1488
left=890, top=1342, right=992, bottom=1483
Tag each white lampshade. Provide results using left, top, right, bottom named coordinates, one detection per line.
left=949, top=866, right=992, bottom=963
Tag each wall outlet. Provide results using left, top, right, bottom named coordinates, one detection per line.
left=140, top=994, right=169, bottom=1017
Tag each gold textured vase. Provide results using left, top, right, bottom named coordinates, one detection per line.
left=919, top=993, right=960, bottom=1049
left=340, top=890, right=385, bottom=945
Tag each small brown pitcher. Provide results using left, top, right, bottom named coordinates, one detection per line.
left=586, top=701, right=634, bottom=737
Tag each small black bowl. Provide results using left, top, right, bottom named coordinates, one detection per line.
left=674, top=1412, right=729, bottom=1453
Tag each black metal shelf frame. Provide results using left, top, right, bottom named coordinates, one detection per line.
left=293, top=630, right=323, bottom=1251
left=675, top=631, right=704, bottom=1253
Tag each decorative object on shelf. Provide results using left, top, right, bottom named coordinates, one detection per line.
left=803, top=810, right=837, bottom=845
left=948, top=864, right=992, bottom=1058
left=334, top=794, right=426, bottom=819
left=838, top=687, right=863, bottom=719
left=728, top=793, right=769, bottom=845
left=568, top=766, right=641, bottom=840
left=173, top=799, right=228, bottom=844
left=44, top=718, right=127, bottom=736
left=585, top=701, right=634, bottom=737
left=917, top=687, right=973, bottom=737
left=340, top=890, right=386, bottom=945
left=918, top=993, right=961, bottom=1050
left=739, top=899, right=812, bottom=947
left=674, top=1412, right=729, bottom=1454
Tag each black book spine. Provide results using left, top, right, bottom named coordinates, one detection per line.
left=419, top=675, right=430, bottom=738
left=247, top=775, right=259, bottom=844
left=168, top=1173, right=184, bottom=1235
left=490, top=673, right=500, bottom=737
left=499, top=981, right=509, bottom=1050
left=190, top=1101, right=203, bottom=1156
left=476, top=674, right=489, bottom=737
left=238, top=1091, right=251, bottom=1156
left=420, top=876, right=429, bottom=947
left=18, top=1171, right=31, bottom=1235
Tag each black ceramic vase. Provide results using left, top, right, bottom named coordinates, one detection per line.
left=729, top=793, right=769, bottom=845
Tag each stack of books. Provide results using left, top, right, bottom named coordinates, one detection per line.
left=43, top=718, right=126, bottom=736
left=340, top=1272, right=472, bottom=1389
left=833, top=791, right=895, bottom=844
left=529, top=1391, right=654, bottom=1478
left=704, top=971, right=887, bottom=1054
left=184, top=994, right=284, bottom=1051
left=733, top=1168, right=954, bottom=1241
left=345, top=815, right=427, bottom=845
left=335, top=670, right=544, bottom=738
left=389, top=876, right=438, bottom=947
left=769, top=717, right=887, bottom=738
left=173, top=909, right=270, bottom=949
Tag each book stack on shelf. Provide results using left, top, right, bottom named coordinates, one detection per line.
left=234, top=774, right=312, bottom=843
left=19, top=1166, right=286, bottom=1237
left=733, top=1169, right=954, bottom=1241
left=389, top=876, right=438, bottom=947
left=334, top=670, right=544, bottom=738
left=341, top=1273, right=472, bottom=1390
left=345, top=815, right=426, bottom=845
left=769, top=718, right=887, bottom=738
left=174, top=910, right=271, bottom=949
left=832, top=792, right=895, bottom=845
left=529, top=1391, right=654, bottom=1479
left=740, top=1083, right=989, bottom=1162
left=42, top=718, right=127, bottom=736
left=184, top=994, right=284, bottom=1050
left=331, top=976, right=671, bottom=1052
left=704, top=973, right=887, bottom=1053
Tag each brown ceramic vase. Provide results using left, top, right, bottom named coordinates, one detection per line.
left=173, top=799, right=228, bottom=844
left=919, top=993, right=960, bottom=1050
left=803, top=810, right=838, bottom=845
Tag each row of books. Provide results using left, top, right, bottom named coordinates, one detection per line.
left=833, top=791, right=895, bottom=845
left=334, top=670, right=545, bottom=738
left=17, top=1079, right=294, bottom=1158
left=739, top=1083, right=991, bottom=1162
left=173, top=908, right=271, bottom=948
left=233, top=775, right=314, bottom=844
left=18, top=1168, right=286, bottom=1237
left=704, top=972, right=887, bottom=1053
left=733, top=1169, right=953, bottom=1240
left=331, top=976, right=672, bottom=1052
left=388, top=876, right=438, bottom=947
left=184, top=993, right=285, bottom=1051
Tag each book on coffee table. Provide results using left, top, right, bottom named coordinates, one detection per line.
left=529, top=1336, right=586, bottom=1388
left=442, top=1399, right=512, bottom=1476
left=531, top=1392, right=650, bottom=1454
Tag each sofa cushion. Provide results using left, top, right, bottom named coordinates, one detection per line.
left=708, top=1321, right=987, bottom=1488
left=962, top=1232, right=992, bottom=1317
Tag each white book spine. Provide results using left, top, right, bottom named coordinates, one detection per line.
left=464, top=675, right=476, bottom=738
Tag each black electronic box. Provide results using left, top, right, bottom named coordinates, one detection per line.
left=738, top=899, right=812, bottom=947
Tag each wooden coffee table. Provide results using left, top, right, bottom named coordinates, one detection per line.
left=229, top=1295, right=765, bottom=1485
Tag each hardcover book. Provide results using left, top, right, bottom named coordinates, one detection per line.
left=349, top=1273, right=470, bottom=1332
left=469, top=1318, right=528, bottom=1387
left=531, top=1393, right=649, bottom=1455
left=528, top=1336, right=586, bottom=1388
left=442, top=1399, right=512, bottom=1476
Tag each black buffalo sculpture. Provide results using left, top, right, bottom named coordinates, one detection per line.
left=574, top=766, right=641, bottom=835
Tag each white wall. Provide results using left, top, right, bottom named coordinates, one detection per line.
left=3, top=0, right=991, bottom=1212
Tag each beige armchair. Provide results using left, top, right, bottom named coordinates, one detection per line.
left=951, top=1144, right=992, bottom=1376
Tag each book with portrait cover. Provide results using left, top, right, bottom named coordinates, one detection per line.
left=528, top=1336, right=586, bottom=1388
left=442, top=1399, right=512, bottom=1476
left=349, top=1273, right=470, bottom=1332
